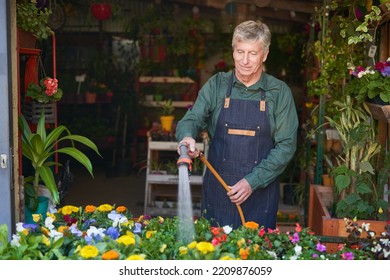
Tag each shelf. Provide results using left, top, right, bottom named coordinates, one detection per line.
left=139, top=76, right=195, bottom=84
left=142, top=100, right=194, bottom=108
left=145, top=207, right=201, bottom=217
left=366, top=102, right=390, bottom=123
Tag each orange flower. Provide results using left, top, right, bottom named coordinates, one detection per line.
left=244, top=221, right=259, bottom=230
left=239, top=247, right=250, bottom=260
left=85, top=205, right=96, bottom=213
left=295, top=223, right=302, bottom=233
left=102, top=250, right=120, bottom=260
left=116, top=206, right=127, bottom=213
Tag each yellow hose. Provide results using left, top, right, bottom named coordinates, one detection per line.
left=198, top=152, right=246, bottom=226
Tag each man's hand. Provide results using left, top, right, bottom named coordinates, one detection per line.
left=227, top=178, right=252, bottom=205
left=178, top=137, right=199, bottom=158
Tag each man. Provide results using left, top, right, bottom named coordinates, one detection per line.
left=175, top=20, right=298, bottom=229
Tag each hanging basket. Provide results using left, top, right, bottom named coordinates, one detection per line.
left=90, top=3, right=112, bottom=21
left=23, top=101, right=56, bottom=124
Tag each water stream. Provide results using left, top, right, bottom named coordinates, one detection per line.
left=177, top=165, right=195, bottom=244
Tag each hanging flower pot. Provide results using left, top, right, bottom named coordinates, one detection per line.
left=90, top=3, right=112, bottom=21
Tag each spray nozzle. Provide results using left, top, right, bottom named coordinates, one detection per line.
left=177, top=143, right=192, bottom=171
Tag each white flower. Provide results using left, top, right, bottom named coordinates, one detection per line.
left=267, top=250, right=277, bottom=259
left=383, top=248, right=390, bottom=258
left=86, top=226, right=105, bottom=239
left=45, top=216, right=55, bottom=230
left=361, top=223, right=370, bottom=232
left=15, top=223, right=25, bottom=233
left=222, top=225, right=233, bottom=234
left=69, top=224, right=83, bottom=237
left=48, top=229, right=63, bottom=242
left=294, top=244, right=302, bottom=256
left=10, top=234, right=21, bottom=247
left=379, top=238, right=389, bottom=246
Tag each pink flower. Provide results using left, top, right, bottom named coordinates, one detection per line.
left=44, top=77, right=59, bottom=96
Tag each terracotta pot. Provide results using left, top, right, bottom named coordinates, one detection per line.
left=85, top=91, right=97, bottom=103
left=90, top=3, right=112, bottom=21
left=17, top=28, right=37, bottom=49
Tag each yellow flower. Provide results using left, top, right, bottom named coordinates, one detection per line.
left=219, top=254, right=236, bottom=260
left=32, top=214, right=41, bottom=223
left=58, top=226, right=69, bottom=233
left=188, top=241, right=197, bottom=249
left=79, top=245, right=99, bottom=259
left=102, top=250, right=120, bottom=260
left=145, top=230, right=156, bottom=239
left=160, top=244, right=167, bottom=253
left=41, top=235, right=50, bottom=247
left=179, top=246, right=188, bottom=255
left=117, top=235, right=135, bottom=246
left=41, top=226, right=50, bottom=236
left=127, top=254, right=145, bottom=260
left=60, top=205, right=79, bottom=215
left=378, top=207, right=383, bottom=214
left=237, top=238, right=246, bottom=248
left=97, top=204, right=113, bottom=212
left=196, top=242, right=214, bottom=254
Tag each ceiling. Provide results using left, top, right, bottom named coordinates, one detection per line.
left=172, top=0, right=324, bottom=25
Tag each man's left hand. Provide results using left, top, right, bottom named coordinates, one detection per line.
left=227, top=178, right=252, bottom=205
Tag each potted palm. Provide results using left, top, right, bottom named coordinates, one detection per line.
left=19, top=110, right=102, bottom=222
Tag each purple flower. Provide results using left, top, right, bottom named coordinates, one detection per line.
left=381, top=66, right=390, bottom=77
left=105, top=226, right=120, bottom=240
left=316, top=242, right=327, bottom=252
left=23, top=223, right=39, bottom=231
left=291, top=232, right=300, bottom=244
left=133, top=222, right=142, bottom=234
left=342, top=252, right=354, bottom=260
left=312, top=253, right=319, bottom=258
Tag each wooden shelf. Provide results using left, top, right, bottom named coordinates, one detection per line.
left=366, top=102, right=390, bottom=123
left=142, top=100, right=194, bottom=108
left=139, top=76, right=195, bottom=84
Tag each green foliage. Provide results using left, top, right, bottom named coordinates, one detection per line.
left=16, top=0, right=53, bottom=41
left=19, top=111, right=102, bottom=211
left=326, top=96, right=388, bottom=220
left=159, top=99, right=174, bottom=116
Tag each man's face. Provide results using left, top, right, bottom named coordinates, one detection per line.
left=233, top=40, right=269, bottom=80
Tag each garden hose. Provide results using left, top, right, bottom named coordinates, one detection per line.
left=198, top=152, right=246, bottom=226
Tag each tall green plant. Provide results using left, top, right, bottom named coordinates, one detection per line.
left=325, top=96, right=387, bottom=220
left=19, top=111, right=102, bottom=211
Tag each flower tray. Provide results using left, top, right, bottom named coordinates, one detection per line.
left=23, top=101, right=56, bottom=124
left=308, top=184, right=388, bottom=253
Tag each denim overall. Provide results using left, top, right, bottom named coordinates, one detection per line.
left=202, top=73, right=279, bottom=229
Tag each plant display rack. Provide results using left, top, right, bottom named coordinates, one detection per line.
left=144, top=138, right=207, bottom=217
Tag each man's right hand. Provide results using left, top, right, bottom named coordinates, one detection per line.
left=178, top=137, right=199, bottom=158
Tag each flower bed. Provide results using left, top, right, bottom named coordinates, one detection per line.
left=0, top=204, right=388, bottom=260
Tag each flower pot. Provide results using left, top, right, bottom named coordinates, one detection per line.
left=308, top=184, right=388, bottom=253
left=85, top=91, right=97, bottom=103
left=160, top=115, right=174, bottom=132
left=17, top=28, right=37, bottom=49
left=24, top=196, right=49, bottom=224
left=90, top=3, right=112, bottom=21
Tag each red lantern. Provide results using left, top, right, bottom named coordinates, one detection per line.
left=91, top=3, right=112, bottom=21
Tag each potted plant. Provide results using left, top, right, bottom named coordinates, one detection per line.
left=16, top=0, right=53, bottom=46
left=19, top=110, right=102, bottom=219
left=159, top=99, right=175, bottom=132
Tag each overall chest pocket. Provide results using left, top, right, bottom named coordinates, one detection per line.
left=223, top=123, right=260, bottom=164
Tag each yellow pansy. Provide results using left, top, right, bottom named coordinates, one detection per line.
left=41, top=235, right=50, bottom=247
left=179, top=246, right=188, bottom=255
left=97, top=204, right=113, bottom=212
left=237, top=238, right=246, bottom=248
left=117, top=235, right=135, bottom=246
left=32, top=214, right=41, bottom=223
left=188, top=241, right=197, bottom=249
left=145, top=230, right=156, bottom=239
left=160, top=244, right=167, bottom=253
left=79, top=245, right=99, bottom=259
left=60, top=205, right=79, bottom=215
left=127, top=254, right=145, bottom=260
left=196, top=242, right=214, bottom=254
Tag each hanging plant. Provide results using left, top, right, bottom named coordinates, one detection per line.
left=90, top=3, right=112, bottom=21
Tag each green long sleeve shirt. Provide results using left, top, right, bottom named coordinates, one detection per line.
left=175, top=71, right=298, bottom=190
